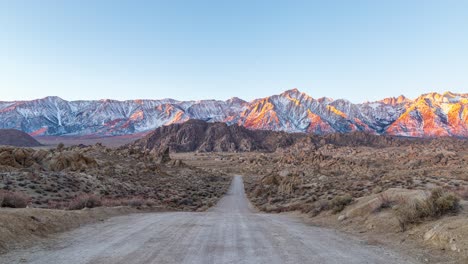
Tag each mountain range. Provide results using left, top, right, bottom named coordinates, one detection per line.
left=0, top=89, right=467, bottom=137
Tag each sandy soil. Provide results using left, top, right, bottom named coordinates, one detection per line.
left=0, top=176, right=419, bottom=264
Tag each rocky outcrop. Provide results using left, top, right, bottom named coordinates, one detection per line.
left=0, top=146, right=97, bottom=172
left=0, top=144, right=231, bottom=210
left=130, top=119, right=465, bottom=153
left=154, top=147, right=171, bottom=164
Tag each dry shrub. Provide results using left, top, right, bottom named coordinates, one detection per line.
left=454, top=186, right=468, bottom=200
left=145, top=199, right=157, bottom=207
left=57, top=142, right=65, bottom=151
left=308, top=199, right=330, bottom=216
left=126, top=198, right=144, bottom=207
left=330, top=194, right=353, bottom=213
left=373, top=193, right=395, bottom=213
left=101, top=197, right=154, bottom=208
left=68, top=194, right=102, bottom=210
left=0, top=190, right=29, bottom=208
left=297, top=203, right=316, bottom=214
left=101, top=198, right=124, bottom=207
left=395, top=188, right=460, bottom=230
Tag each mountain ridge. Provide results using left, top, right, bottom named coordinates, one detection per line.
left=0, top=89, right=466, bottom=137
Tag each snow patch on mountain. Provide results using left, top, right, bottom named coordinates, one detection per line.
left=0, top=90, right=466, bottom=137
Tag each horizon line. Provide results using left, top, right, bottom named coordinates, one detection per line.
left=1, top=88, right=465, bottom=105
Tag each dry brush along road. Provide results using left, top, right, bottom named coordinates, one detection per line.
left=1, top=176, right=420, bottom=264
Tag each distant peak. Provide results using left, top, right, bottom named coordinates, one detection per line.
left=280, top=88, right=311, bottom=100
left=42, top=96, right=64, bottom=101
left=397, top=95, right=407, bottom=100
left=282, top=88, right=300, bottom=94
left=227, top=97, right=246, bottom=104
left=378, top=95, right=408, bottom=105
left=417, top=91, right=463, bottom=103
left=99, top=99, right=117, bottom=103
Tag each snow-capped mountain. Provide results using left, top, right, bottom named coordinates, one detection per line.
left=0, top=89, right=466, bottom=137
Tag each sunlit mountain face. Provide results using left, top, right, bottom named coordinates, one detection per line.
left=0, top=89, right=466, bottom=137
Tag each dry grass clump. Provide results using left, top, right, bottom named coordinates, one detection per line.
left=68, top=194, right=102, bottom=210
left=101, top=198, right=123, bottom=207
left=454, top=186, right=468, bottom=200
left=101, top=197, right=156, bottom=208
left=0, top=190, right=29, bottom=208
left=308, top=199, right=330, bottom=216
left=372, top=193, right=395, bottom=213
left=377, top=193, right=393, bottom=208
left=47, top=196, right=156, bottom=210
left=291, top=195, right=353, bottom=216
left=395, top=188, right=461, bottom=230
left=330, top=194, right=353, bottom=213
left=126, top=198, right=144, bottom=207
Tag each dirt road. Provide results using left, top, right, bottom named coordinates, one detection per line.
left=1, top=176, right=419, bottom=264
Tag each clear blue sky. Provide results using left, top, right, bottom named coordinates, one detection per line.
left=1, top=0, right=467, bottom=103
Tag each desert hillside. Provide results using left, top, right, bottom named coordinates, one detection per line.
left=0, top=143, right=229, bottom=210
left=0, top=129, right=41, bottom=147
left=130, top=119, right=304, bottom=152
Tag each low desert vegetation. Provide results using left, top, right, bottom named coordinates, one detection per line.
left=0, top=190, right=29, bottom=208
left=309, top=199, right=330, bottom=216
left=58, top=194, right=157, bottom=210
left=372, top=192, right=395, bottom=213
left=454, top=186, right=468, bottom=200
left=395, top=188, right=461, bottom=231
left=0, top=144, right=231, bottom=211
left=68, top=194, right=102, bottom=210
left=268, top=194, right=354, bottom=216
left=102, top=197, right=154, bottom=208
left=330, top=194, right=353, bottom=213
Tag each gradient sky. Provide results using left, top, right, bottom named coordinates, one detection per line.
left=1, top=0, right=467, bottom=103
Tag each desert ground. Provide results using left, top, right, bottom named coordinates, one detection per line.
left=172, top=134, right=468, bottom=263
left=0, top=133, right=467, bottom=263
left=0, top=176, right=419, bottom=264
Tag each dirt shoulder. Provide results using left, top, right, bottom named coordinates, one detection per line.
left=0, top=206, right=171, bottom=254
left=243, top=173, right=468, bottom=264
left=298, top=196, right=468, bottom=264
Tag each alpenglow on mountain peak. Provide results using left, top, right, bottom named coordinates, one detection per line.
left=0, top=90, right=466, bottom=138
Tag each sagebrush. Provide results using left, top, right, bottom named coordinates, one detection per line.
left=395, top=188, right=460, bottom=230
left=0, top=190, right=29, bottom=208
left=68, top=194, right=102, bottom=210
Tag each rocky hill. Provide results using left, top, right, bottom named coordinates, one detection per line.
left=0, top=129, right=42, bottom=147
left=130, top=120, right=303, bottom=152
left=130, top=120, right=452, bottom=153
left=0, top=89, right=466, bottom=137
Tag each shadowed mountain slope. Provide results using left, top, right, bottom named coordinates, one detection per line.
left=0, top=129, right=42, bottom=147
